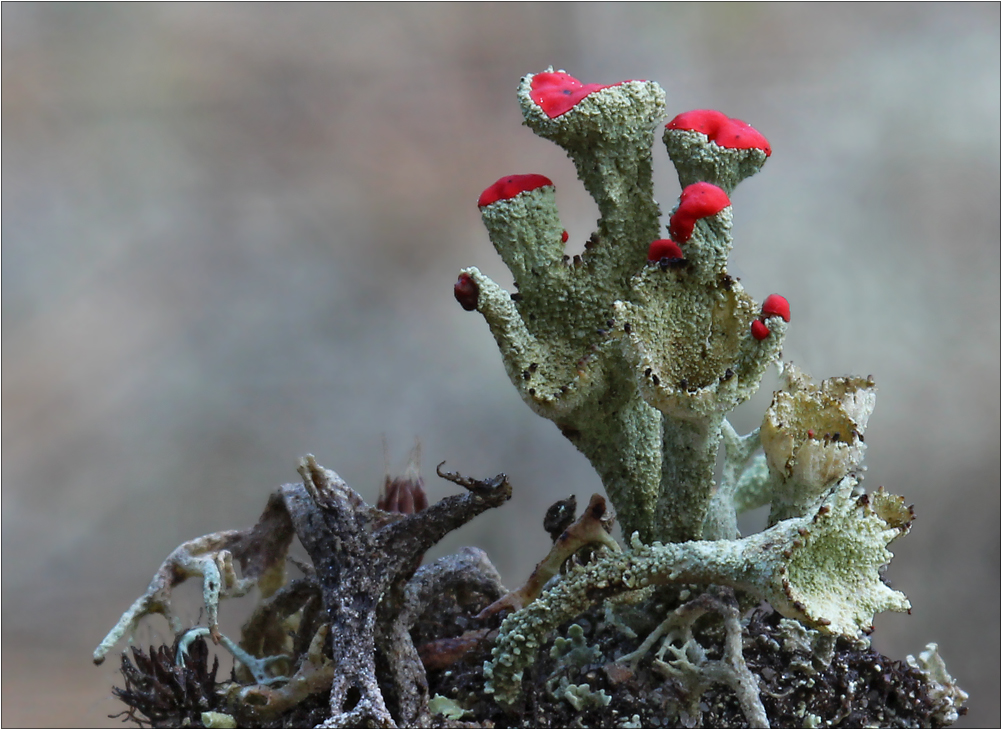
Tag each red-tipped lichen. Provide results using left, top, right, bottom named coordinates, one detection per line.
left=668, top=182, right=731, bottom=243
left=477, top=174, right=554, bottom=208
left=666, top=110, right=772, bottom=156
left=762, top=294, right=791, bottom=323
left=751, top=320, right=771, bottom=341
left=647, top=239, right=684, bottom=262
left=528, top=71, right=628, bottom=119
left=454, top=273, right=479, bottom=311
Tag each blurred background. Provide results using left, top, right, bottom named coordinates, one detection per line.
left=3, top=4, right=999, bottom=727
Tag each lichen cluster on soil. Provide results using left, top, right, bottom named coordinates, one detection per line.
left=114, top=579, right=956, bottom=728
left=415, top=587, right=951, bottom=729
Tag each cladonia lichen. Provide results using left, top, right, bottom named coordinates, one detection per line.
left=550, top=677, right=612, bottom=712
left=550, top=624, right=603, bottom=672
left=483, top=479, right=913, bottom=708
left=459, top=69, right=785, bottom=546
left=428, top=694, right=471, bottom=721
left=459, top=67, right=962, bottom=725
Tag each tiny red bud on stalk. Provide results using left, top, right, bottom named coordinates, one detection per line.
left=647, top=239, right=684, bottom=262
left=762, top=294, right=791, bottom=322
left=668, top=182, right=731, bottom=243
left=751, top=319, right=771, bottom=341
left=454, top=274, right=479, bottom=311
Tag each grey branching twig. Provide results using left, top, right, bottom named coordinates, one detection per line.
left=97, top=455, right=512, bottom=728
left=94, top=491, right=296, bottom=664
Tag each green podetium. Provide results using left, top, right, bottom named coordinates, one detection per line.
left=455, top=69, right=785, bottom=544
left=457, top=69, right=917, bottom=707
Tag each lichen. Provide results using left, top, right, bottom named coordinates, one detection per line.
left=485, top=477, right=914, bottom=708
left=461, top=68, right=786, bottom=545
left=635, top=588, right=768, bottom=728
left=618, top=713, right=643, bottom=729
left=550, top=677, right=612, bottom=712
left=775, top=618, right=836, bottom=676
left=94, top=491, right=296, bottom=664
left=201, top=711, right=237, bottom=729
left=906, top=643, right=970, bottom=726
left=428, top=694, right=470, bottom=721
left=761, top=363, right=876, bottom=524
left=542, top=623, right=607, bottom=712
left=459, top=67, right=961, bottom=725
left=550, top=624, right=603, bottom=672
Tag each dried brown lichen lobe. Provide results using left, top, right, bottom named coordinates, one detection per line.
left=458, top=68, right=787, bottom=543
left=761, top=363, right=877, bottom=524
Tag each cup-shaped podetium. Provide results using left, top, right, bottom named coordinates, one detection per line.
left=664, top=109, right=771, bottom=194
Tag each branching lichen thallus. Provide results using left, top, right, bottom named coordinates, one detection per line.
left=455, top=69, right=951, bottom=716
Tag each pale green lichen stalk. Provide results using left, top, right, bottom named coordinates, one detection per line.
left=463, top=69, right=939, bottom=718
left=460, top=69, right=785, bottom=543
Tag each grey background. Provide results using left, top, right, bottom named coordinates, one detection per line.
left=3, top=4, right=999, bottom=727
